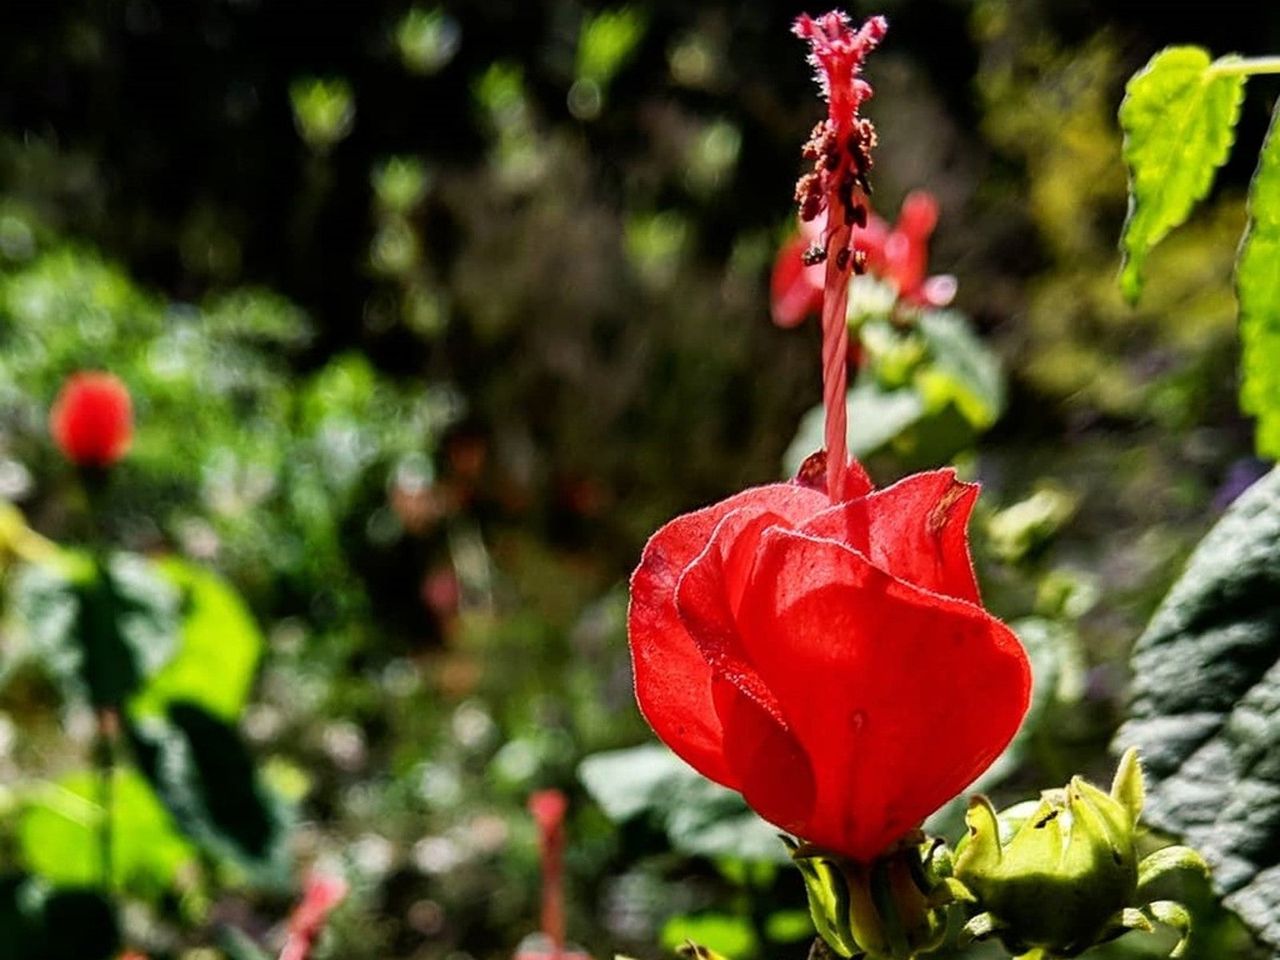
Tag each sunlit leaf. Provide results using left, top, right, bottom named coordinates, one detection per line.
left=18, top=767, right=194, bottom=897
left=577, top=8, right=646, bottom=86
left=1238, top=100, right=1280, bottom=459
left=289, top=77, right=355, bottom=152
left=579, top=744, right=789, bottom=863
left=915, top=310, right=1004, bottom=429
left=1118, top=47, right=1245, bottom=302
left=662, top=914, right=757, bottom=959
left=132, top=557, right=264, bottom=721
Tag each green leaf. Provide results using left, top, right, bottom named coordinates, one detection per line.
left=661, top=913, right=758, bottom=959
left=782, top=311, right=1003, bottom=475
left=9, top=552, right=180, bottom=708
left=783, top=382, right=924, bottom=476
left=133, top=557, right=264, bottom=721
left=915, top=310, right=1005, bottom=429
left=764, top=909, right=815, bottom=943
left=1238, top=100, right=1280, bottom=460
left=1118, top=47, right=1246, bottom=302
left=127, top=701, right=290, bottom=883
left=1115, top=466, right=1280, bottom=950
left=18, top=767, right=195, bottom=897
left=578, top=744, right=789, bottom=863
left=0, top=876, right=120, bottom=960
left=576, top=8, right=646, bottom=86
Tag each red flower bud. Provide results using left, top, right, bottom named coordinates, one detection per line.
left=628, top=467, right=1031, bottom=862
left=528, top=789, right=567, bottom=952
left=279, top=873, right=348, bottom=960
left=49, top=372, right=134, bottom=468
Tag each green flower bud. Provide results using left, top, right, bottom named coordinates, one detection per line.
left=952, top=749, right=1208, bottom=958
left=786, top=834, right=952, bottom=960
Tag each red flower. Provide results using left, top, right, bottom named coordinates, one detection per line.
left=528, top=790, right=567, bottom=953
left=872, top=191, right=957, bottom=308
left=628, top=12, right=1030, bottom=864
left=769, top=192, right=956, bottom=328
left=49, top=372, right=133, bottom=468
left=516, top=790, right=593, bottom=960
left=770, top=226, right=825, bottom=330
left=629, top=463, right=1030, bottom=861
left=279, top=873, right=348, bottom=960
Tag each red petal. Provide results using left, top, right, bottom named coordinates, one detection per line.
left=714, top=676, right=816, bottom=837
left=896, top=190, right=938, bottom=239
left=800, top=469, right=981, bottom=603
left=770, top=236, right=824, bottom=328
left=793, top=449, right=875, bottom=500
left=732, top=528, right=1030, bottom=860
left=628, top=484, right=829, bottom=786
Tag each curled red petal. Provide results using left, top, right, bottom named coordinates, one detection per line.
left=733, top=528, right=1030, bottom=860
left=713, top=676, right=816, bottom=838
left=792, top=449, right=875, bottom=501
left=676, top=507, right=791, bottom=726
left=799, top=468, right=981, bottom=604
left=896, top=190, right=938, bottom=240
left=627, top=484, right=829, bottom=786
left=771, top=235, right=824, bottom=328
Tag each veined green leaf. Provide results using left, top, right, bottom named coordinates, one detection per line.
left=1239, top=100, right=1280, bottom=459
left=1115, top=467, right=1280, bottom=950
left=1118, top=47, right=1245, bottom=302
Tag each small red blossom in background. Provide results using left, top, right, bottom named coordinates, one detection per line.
left=627, top=10, right=1031, bottom=864
left=770, top=192, right=957, bottom=330
left=515, top=790, right=592, bottom=960
left=49, top=372, right=134, bottom=468
left=278, top=872, right=348, bottom=960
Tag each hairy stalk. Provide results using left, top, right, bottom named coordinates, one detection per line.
left=1208, top=55, right=1280, bottom=77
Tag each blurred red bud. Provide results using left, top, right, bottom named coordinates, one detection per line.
left=50, top=372, right=134, bottom=468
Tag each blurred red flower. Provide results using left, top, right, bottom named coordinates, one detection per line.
left=769, top=192, right=957, bottom=330
left=279, top=873, right=348, bottom=960
left=49, top=372, right=133, bottom=468
left=515, top=790, right=593, bottom=960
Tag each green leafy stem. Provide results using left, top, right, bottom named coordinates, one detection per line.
left=1204, top=56, right=1280, bottom=77
left=1118, top=44, right=1280, bottom=460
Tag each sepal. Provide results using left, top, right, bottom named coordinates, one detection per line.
left=786, top=834, right=949, bottom=960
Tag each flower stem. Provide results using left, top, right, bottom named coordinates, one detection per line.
left=820, top=214, right=853, bottom=502
left=1208, top=55, right=1280, bottom=77
left=94, top=709, right=118, bottom=891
